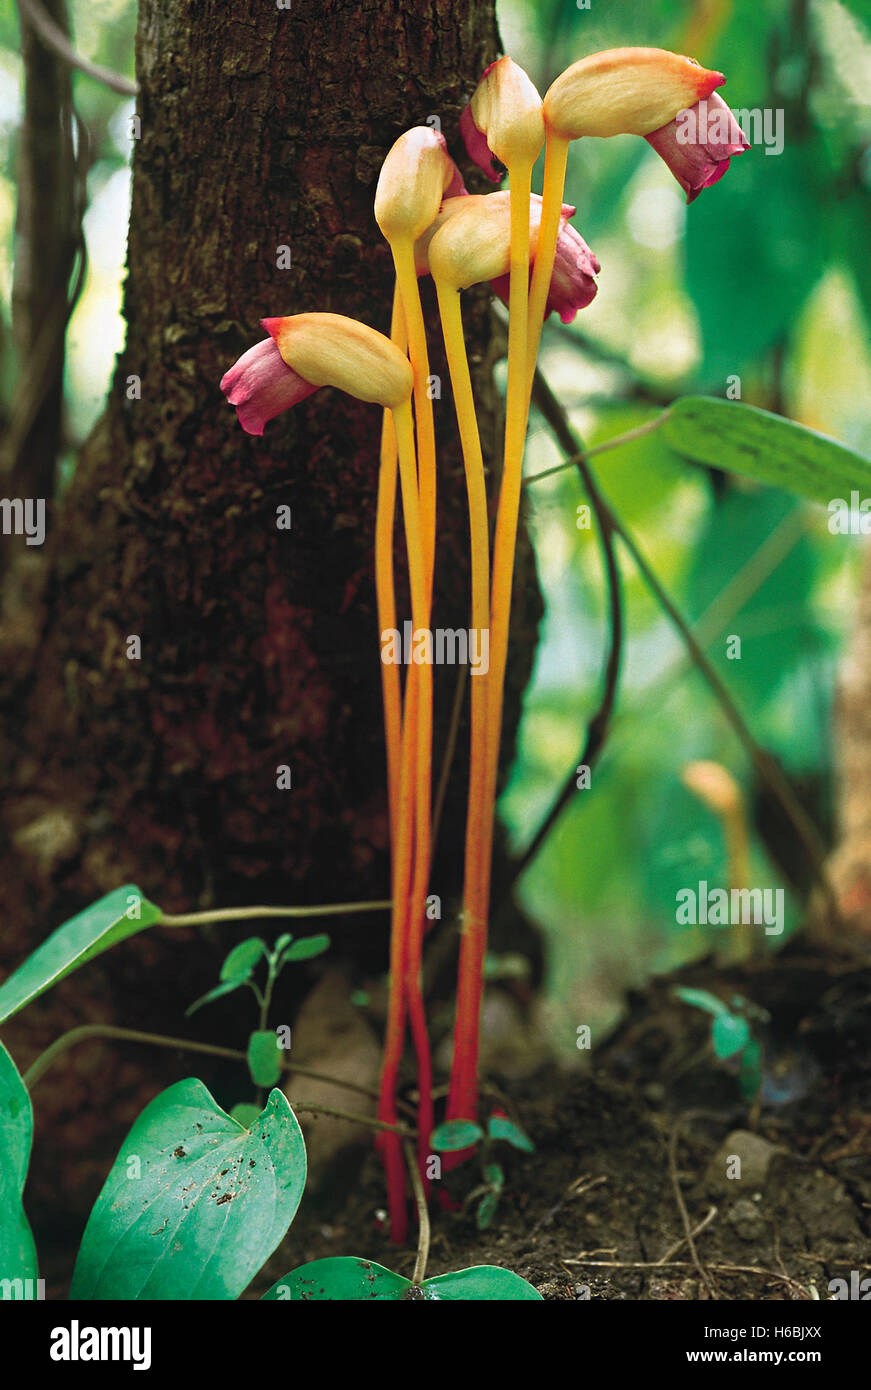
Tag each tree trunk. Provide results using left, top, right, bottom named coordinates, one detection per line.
left=1, top=0, right=543, bottom=1268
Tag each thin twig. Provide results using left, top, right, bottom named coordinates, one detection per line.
left=159, top=900, right=391, bottom=927
left=24, top=1025, right=242, bottom=1088
left=561, top=1257, right=811, bottom=1297
left=667, top=1125, right=718, bottom=1298
left=656, top=1204, right=717, bottom=1264
left=404, top=1140, right=431, bottom=1284
left=294, top=1100, right=413, bottom=1137
left=17, top=0, right=138, bottom=95
left=528, top=366, right=840, bottom=927
left=22, top=1023, right=416, bottom=1118
left=503, top=393, right=624, bottom=894
left=522, top=413, right=671, bottom=487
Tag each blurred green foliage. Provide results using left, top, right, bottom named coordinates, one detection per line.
left=498, top=0, right=871, bottom=1046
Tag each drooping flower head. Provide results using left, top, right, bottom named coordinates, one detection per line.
left=682, top=761, right=743, bottom=819
left=220, top=338, right=317, bottom=436
left=221, top=313, right=413, bottom=435
left=418, top=192, right=599, bottom=322
left=460, top=56, right=545, bottom=183
left=374, top=127, right=466, bottom=244
left=544, top=46, right=726, bottom=140
left=645, top=93, right=750, bottom=201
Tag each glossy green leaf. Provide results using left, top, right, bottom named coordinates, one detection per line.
left=711, top=1012, right=751, bottom=1060
left=421, top=1266, right=542, bottom=1300
left=0, top=1042, right=38, bottom=1291
left=488, top=1115, right=535, bottom=1153
left=263, top=1258, right=542, bottom=1301
left=0, top=886, right=161, bottom=1024
left=675, top=986, right=730, bottom=1018
left=280, top=934, right=330, bottom=964
left=273, top=934, right=293, bottom=956
left=247, top=1030, right=282, bottom=1087
left=429, top=1119, right=484, bottom=1152
left=262, top=1257, right=411, bottom=1301
left=70, top=1080, right=306, bottom=1300
left=220, top=938, right=268, bottom=983
left=663, top=397, right=871, bottom=505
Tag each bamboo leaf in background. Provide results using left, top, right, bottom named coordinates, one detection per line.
left=663, top=397, right=871, bottom=505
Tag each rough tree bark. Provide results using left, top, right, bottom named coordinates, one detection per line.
left=1, top=0, right=543, bottom=1260
left=8, top=0, right=76, bottom=500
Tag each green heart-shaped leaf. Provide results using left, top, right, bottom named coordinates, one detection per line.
left=711, top=1012, right=751, bottom=1060
left=262, top=1258, right=542, bottom=1301
left=429, top=1119, right=484, bottom=1152
left=263, top=1257, right=411, bottom=1301
left=70, top=1080, right=306, bottom=1300
left=0, top=886, right=161, bottom=1024
left=421, top=1266, right=542, bottom=1300
left=0, top=1042, right=38, bottom=1290
left=488, top=1115, right=535, bottom=1152
left=663, top=397, right=871, bottom=505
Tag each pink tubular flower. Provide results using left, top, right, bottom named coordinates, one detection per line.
left=645, top=93, right=750, bottom=202
left=491, top=207, right=599, bottom=322
left=544, top=47, right=727, bottom=141
left=220, top=337, right=317, bottom=436
left=417, top=192, right=599, bottom=323
left=460, top=99, right=503, bottom=183
left=221, top=312, right=414, bottom=435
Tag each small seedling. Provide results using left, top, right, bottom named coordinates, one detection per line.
left=430, top=1111, right=535, bottom=1229
left=675, top=986, right=768, bottom=1100
left=187, top=931, right=330, bottom=1096
left=186, top=931, right=330, bottom=1021
left=262, top=1257, right=541, bottom=1301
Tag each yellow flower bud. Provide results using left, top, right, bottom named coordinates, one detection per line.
left=682, top=761, right=743, bottom=819
left=465, top=57, right=544, bottom=170
left=374, top=127, right=463, bottom=243
left=545, top=46, right=726, bottom=141
left=265, top=313, right=413, bottom=409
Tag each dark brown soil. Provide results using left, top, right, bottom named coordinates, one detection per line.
left=253, top=939, right=871, bottom=1300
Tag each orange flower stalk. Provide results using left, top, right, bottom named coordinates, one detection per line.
left=221, top=312, right=416, bottom=1239
left=682, top=760, right=754, bottom=961
left=427, top=215, right=494, bottom=1130
left=377, top=285, right=407, bottom=856
left=447, top=58, right=544, bottom=1124
left=375, top=128, right=463, bottom=1230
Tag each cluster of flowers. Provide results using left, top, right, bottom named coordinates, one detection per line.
left=220, top=46, right=748, bottom=1243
